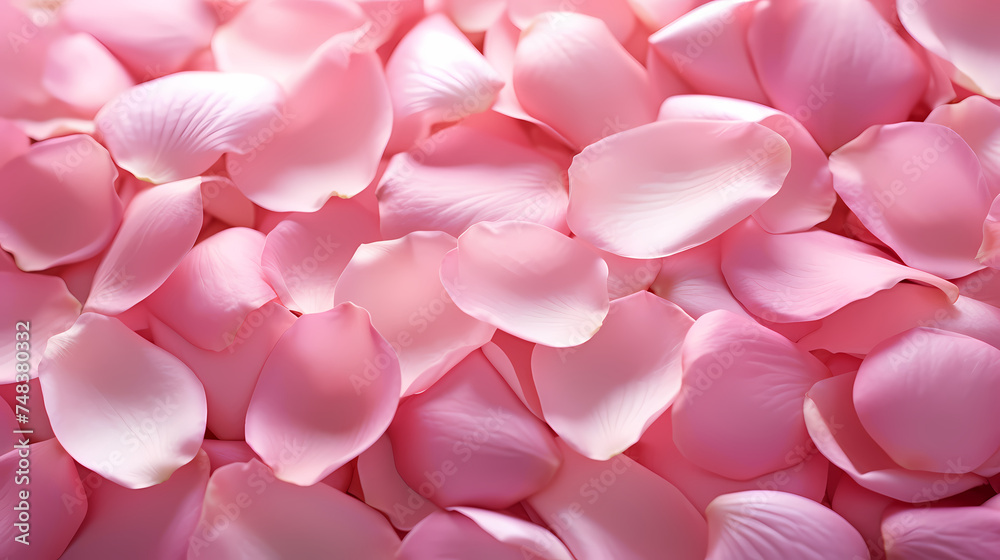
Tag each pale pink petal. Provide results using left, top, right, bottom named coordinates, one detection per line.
left=804, top=373, right=986, bottom=502
left=925, top=96, right=1000, bottom=197
left=357, top=435, right=441, bottom=530
left=650, top=238, right=753, bottom=319
left=60, top=0, right=216, bottom=77
left=398, top=509, right=573, bottom=560
left=388, top=350, right=560, bottom=508
left=95, top=71, right=286, bottom=184
left=567, top=120, right=790, bottom=258
left=434, top=0, right=506, bottom=32
left=145, top=227, right=277, bottom=351
left=212, top=0, right=368, bottom=85
left=854, top=328, right=1000, bottom=473
left=484, top=333, right=544, bottom=418
left=704, top=491, right=869, bottom=560
left=149, top=302, right=296, bottom=441
left=60, top=451, right=209, bottom=559
left=385, top=14, right=504, bottom=149
left=748, top=0, right=927, bottom=152
left=188, top=459, right=400, bottom=559
left=898, top=0, right=1000, bottom=98
left=532, top=291, right=693, bottom=459
left=39, top=313, right=207, bottom=489
left=335, top=232, right=496, bottom=396
left=580, top=241, right=663, bottom=299
left=42, top=32, right=134, bottom=116
left=512, top=12, right=656, bottom=150
left=799, top=283, right=1000, bottom=355
left=508, top=0, right=637, bottom=42
left=882, top=506, right=1000, bottom=560
left=526, top=439, right=707, bottom=560
left=830, top=122, right=992, bottom=278
left=376, top=125, right=569, bottom=239
left=200, top=175, right=255, bottom=227
left=0, top=271, right=79, bottom=382
left=440, top=222, right=610, bottom=348
left=648, top=0, right=768, bottom=104
left=672, top=310, right=830, bottom=479
left=628, top=412, right=829, bottom=513
left=228, top=47, right=391, bottom=212
left=658, top=94, right=836, bottom=232
left=0, top=135, right=121, bottom=271
left=245, top=303, right=400, bottom=485
left=0, top=439, right=86, bottom=559
left=85, top=178, right=205, bottom=315
left=629, top=0, right=704, bottom=29
left=721, top=219, right=958, bottom=322
left=452, top=507, right=575, bottom=560
left=261, top=197, right=379, bottom=314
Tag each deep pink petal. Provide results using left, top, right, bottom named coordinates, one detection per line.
left=567, top=120, right=790, bottom=258
left=335, top=232, right=496, bottom=396
left=882, top=505, right=1000, bottom=560
left=245, top=304, right=400, bottom=485
left=672, top=310, right=830, bottom=479
left=452, top=507, right=574, bottom=560
left=441, top=222, right=610, bottom=347
left=85, top=178, right=204, bottom=315
left=0, top=135, right=121, bottom=271
left=39, top=313, right=207, bottom=489
left=532, top=291, right=693, bottom=459
left=357, top=435, right=441, bottom=530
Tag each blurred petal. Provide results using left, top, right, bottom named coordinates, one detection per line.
left=567, top=120, right=790, bottom=258
left=721, top=219, right=958, bottom=322
left=0, top=271, right=79, bottom=382
left=512, top=12, right=656, bottom=150
left=245, top=304, right=400, bottom=485
left=748, top=0, right=927, bottom=152
left=335, top=232, right=495, bottom=396
left=0, top=135, right=121, bottom=271
left=526, top=439, right=707, bottom=560
left=673, top=310, right=829, bottom=479
left=145, top=227, right=277, bottom=351
left=831, top=122, right=992, bottom=279
left=376, top=125, right=568, bottom=239
left=441, top=222, right=610, bottom=347
left=704, top=491, right=869, bottom=560
left=42, top=32, right=134, bottom=116
left=189, top=459, right=400, bottom=559
left=854, top=328, right=1000, bottom=473
left=39, top=313, right=207, bottom=489
left=532, top=291, right=693, bottom=459
left=508, top=0, right=637, bottom=42
left=95, top=72, right=286, bottom=184
left=85, top=178, right=204, bottom=315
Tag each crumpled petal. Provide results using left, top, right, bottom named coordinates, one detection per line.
left=245, top=303, right=401, bottom=486
left=388, top=350, right=561, bottom=508
left=260, top=197, right=380, bottom=314
left=440, top=221, right=610, bottom=348
left=721, top=219, right=958, bottom=322
left=95, top=71, right=286, bottom=184
left=0, top=439, right=86, bottom=560
left=188, top=459, right=400, bottom=559
left=532, top=291, right=693, bottom=459
left=526, top=439, right=708, bottom=560
left=748, top=0, right=927, bottom=152
left=898, top=0, right=1000, bottom=99
left=658, top=94, right=836, bottom=233
left=145, top=227, right=277, bottom=351
left=704, top=491, right=870, bottom=560
left=59, top=451, right=209, bottom=560
left=854, top=327, right=1000, bottom=474
left=39, top=313, right=207, bottom=489
left=85, top=178, right=205, bottom=315
left=830, top=122, right=992, bottom=279
left=0, top=134, right=121, bottom=271
left=512, top=12, right=656, bottom=150
left=567, top=120, right=790, bottom=258
left=376, top=125, right=569, bottom=239
left=672, top=310, right=830, bottom=479
left=0, top=271, right=79, bottom=382
left=335, top=232, right=496, bottom=396
left=149, top=302, right=297, bottom=441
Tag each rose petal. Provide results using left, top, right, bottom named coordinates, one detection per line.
left=0, top=271, right=79, bottom=382
left=357, top=435, right=442, bottom=530
left=925, top=95, right=1000, bottom=197
left=507, top=0, right=637, bottom=42
left=882, top=505, right=1000, bottom=560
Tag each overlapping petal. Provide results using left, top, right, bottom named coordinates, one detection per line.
left=0, top=271, right=79, bottom=382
